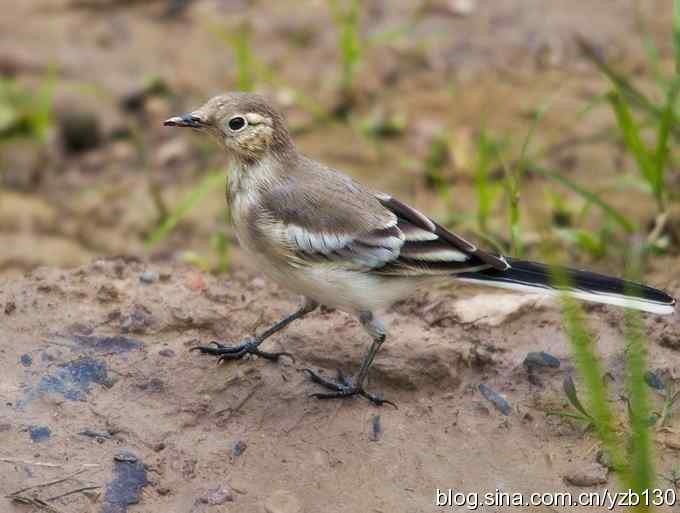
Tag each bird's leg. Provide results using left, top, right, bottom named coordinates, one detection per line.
left=192, top=298, right=318, bottom=362
left=304, top=311, right=396, bottom=407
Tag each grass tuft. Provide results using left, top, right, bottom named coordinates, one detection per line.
left=231, top=22, right=256, bottom=92
left=145, top=169, right=225, bottom=249
left=550, top=254, right=658, bottom=510
left=211, top=21, right=259, bottom=92
left=472, top=127, right=502, bottom=236
left=0, top=73, right=55, bottom=144
left=327, top=0, right=362, bottom=111
left=557, top=287, right=626, bottom=472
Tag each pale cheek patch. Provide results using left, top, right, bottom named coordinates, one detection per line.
left=245, top=112, right=272, bottom=126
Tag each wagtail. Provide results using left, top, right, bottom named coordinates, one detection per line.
left=165, top=92, right=676, bottom=406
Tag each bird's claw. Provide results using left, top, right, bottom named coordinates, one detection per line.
left=191, top=338, right=294, bottom=363
left=302, top=368, right=397, bottom=408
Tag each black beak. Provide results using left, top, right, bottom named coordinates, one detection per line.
left=163, top=113, right=204, bottom=128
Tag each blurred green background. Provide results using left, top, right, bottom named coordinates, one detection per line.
left=0, top=0, right=678, bottom=280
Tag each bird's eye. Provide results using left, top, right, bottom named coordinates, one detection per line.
left=228, top=116, right=247, bottom=131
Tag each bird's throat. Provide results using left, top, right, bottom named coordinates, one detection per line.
left=226, top=156, right=279, bottom=207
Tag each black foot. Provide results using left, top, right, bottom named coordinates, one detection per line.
left=191, top=338, right=294, bottom=363
left=302, top=368, right=397, bottom=408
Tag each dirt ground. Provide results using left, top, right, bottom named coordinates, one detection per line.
left=1, top=259, right=679, bottom=513
left=2, top=1, right=680, bottom=512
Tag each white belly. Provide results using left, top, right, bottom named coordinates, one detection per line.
left=256, top=257, right=427, bottom=313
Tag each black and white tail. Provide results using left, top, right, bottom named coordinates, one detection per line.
left=456, top=258, right=676, bottom=315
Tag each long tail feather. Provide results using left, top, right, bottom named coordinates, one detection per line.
left=456, top=258, right=675, bottom=315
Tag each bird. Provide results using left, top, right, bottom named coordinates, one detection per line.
left=164, top=92, right=676, bottom=406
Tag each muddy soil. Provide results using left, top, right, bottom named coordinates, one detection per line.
left=1, top=259, right=679, bottom=513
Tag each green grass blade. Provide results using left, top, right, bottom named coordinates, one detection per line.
left=576, top=92, right=610, bottom=119
left=502, top=94, right=555, bottom=257
left=557, top=287, right=626, bottom=474
left=233, top=23, right=255, bottom=92
left=563, top=375, right=593, bottom=419
left=607, top=91, right=656, bottom=186
left=624, top=307, right=654, bottom=503
left=652, top=78, right=680, bottom=212
left=210, top=22, right=257, bottom=92
left=499, top=153, right=521, bottom=256
left=145, top=169, right=225, bottom=248
left=518, top=98, right=553, bottom=175
left=473, top=128, right=496, bottom=233
left=34, top=68, right=56, bottom=143
left=528, top=164, right=636, bottom=233
left=578, top=38, right=655, bottom=113
left=328, top=0, right=362, bottom=96
left=623, top=245, right=655, bottom=507
left=578, top=37, right=680, bottom=138
left=471, top=129, right=510, bottom=245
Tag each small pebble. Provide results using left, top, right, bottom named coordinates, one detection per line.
left=523, top=351, right=560, bottom=369
left=79, top=429, right=111, bottom=440
left=158, top=349, right=176, bottom=358
left=106, top=450, right=147, bottom=511
left=200, top=485, right=234, bottom=505
left=478, top=384, right=511, bottom=415
left=114, top=451, right=138, bottom=463
left=20, top=354, right=33, bottom=367
left=596, top=450, right=614, bottom=470
left=232, top=440, right=247, bottom=457
left=140, top=271, right=159, bottom=284
left=4, top=301, right=16, bottom=315
left=83, top=489, right=99, bottom=499
left=563, top=465, right=608, bottom=486
left=369, top=414, right=381, bottom=442
left=644, top=370, right=665, bottom=390
left=29, top=425, right=51, bottom=442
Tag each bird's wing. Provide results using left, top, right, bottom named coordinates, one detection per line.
left=259, top=166, right=508, bottom=275
left=373, top=193, right=509, bottom=275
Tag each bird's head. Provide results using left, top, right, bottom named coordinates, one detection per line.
left=164, top=92, right=294, bottom=162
